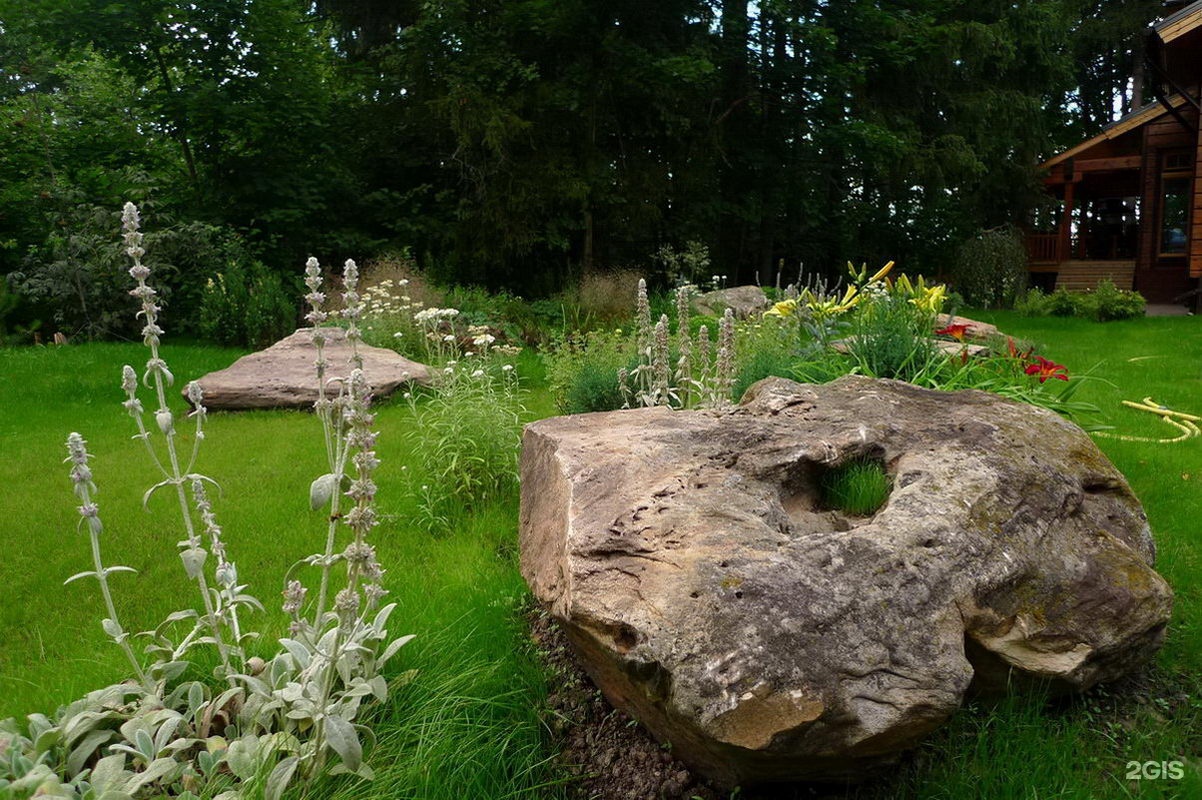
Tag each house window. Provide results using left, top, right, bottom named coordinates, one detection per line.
left=1159, top=152, right=1192, bottom=256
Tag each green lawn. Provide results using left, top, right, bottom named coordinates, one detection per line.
left=0, top=342, right=563, bottom=799
left=1, top=314, right=1201, bottom=799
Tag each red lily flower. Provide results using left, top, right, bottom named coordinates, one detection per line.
left=1007, top=337, right=1033, bottom=362
left=936, top=323, right=970, bottom=342
left=1025, top=356, right=1069, bottom=383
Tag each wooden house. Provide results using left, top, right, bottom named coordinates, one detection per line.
left=1031, top=0, right=1202, bottom=305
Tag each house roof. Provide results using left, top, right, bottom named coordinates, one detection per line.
left=1155, top=1, right=1202, bottom=43
left=1041, top=94, right=1189, bottom=169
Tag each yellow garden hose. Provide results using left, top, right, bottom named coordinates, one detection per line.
left=1092, top=398, right=1202, bottom=444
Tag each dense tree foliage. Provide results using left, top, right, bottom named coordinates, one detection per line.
left=0, top=0, right=1165, bottom=337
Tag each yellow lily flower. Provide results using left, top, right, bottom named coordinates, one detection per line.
left=764, top=298, right=799, bottom=318
left=868, top=260, right=895, bottom=284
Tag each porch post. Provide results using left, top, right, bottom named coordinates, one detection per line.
left=1060, top=177, right=1076, bottom=263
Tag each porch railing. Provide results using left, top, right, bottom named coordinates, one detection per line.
left=1025, top=233, right=1062, bottom=265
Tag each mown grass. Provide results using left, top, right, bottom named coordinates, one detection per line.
left=2, top=313, right=1201, bottom=799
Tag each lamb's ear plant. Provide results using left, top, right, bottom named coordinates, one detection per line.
left=0, top=205, right=412, bottom=800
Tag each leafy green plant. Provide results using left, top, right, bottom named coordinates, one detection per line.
left=1047, top=287, right=1082, bottom=317
left=1018, top=282, right=1145, bottom=322
left=821, top=459, right=892, bottom=516
left=1015, top=287, right=1050, bottom=317
left=405, top=362, right=525, bottom=532
left=844, top=289, right=940, bottom=383
left=198, top=259, right=298, bottom=348
left=1089, top=279, right=1146, bottom=321
left=545, top=328, right=635, bottom=414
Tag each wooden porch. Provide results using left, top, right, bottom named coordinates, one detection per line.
left=1027, top=256, right=1136, bottom=292
left=1025, top=232, right=1137, bottom=291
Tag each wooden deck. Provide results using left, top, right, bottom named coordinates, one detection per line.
left=1028, top=260, right=1136, bottom=292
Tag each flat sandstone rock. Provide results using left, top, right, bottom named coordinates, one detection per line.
left=189, top=327, right=433, bottom=410
left=519, top=376, right=1172, bottom=786
left=693, top=286, right=769, bottom=318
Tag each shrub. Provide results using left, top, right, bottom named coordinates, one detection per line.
left=1091, top=279, right=1146, bottom=321
left=545, top=328, right=634, bottom=414
left=1019, top=282, right=1145, bottom=322
left=1015, top=287, right=1050, bottom=317
left=198, top=259, right=298, bottom=347
left=654, top=241, right=711, bottom=286
left=12, top=202, right=257, bottom=340
left=1047, top=287, right=1080, bottom=317
left=950, top=226, right=1028, bottom=309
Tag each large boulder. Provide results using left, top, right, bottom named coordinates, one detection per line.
left=519, top=376, right=1172, bottom=786
left=693, top=286, right=769, bottom=318
left=189, top=327, right=433, bottom=410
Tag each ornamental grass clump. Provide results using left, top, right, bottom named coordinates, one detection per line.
left=821, top=458, right=892, bottom=517
left=0, top=205, right=412, bottom=800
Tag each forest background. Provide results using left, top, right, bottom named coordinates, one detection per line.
left=0, top=0, right=1168, bottom=340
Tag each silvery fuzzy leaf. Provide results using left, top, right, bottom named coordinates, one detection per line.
left=187, top=683, right=205, bottom=717
left=343, top=680, right=375, bottom=699
left=335, top=654, right=353, bottom=686
left=179, top=548, right=207, bottom=580
left=368, top=675, right=388, bottom=702
left=32, top=725, right=62, bottom=756
left=64, top=570, right=98, bottom=586
left=103, top=566, right=138, bottom=578
left=263, top=731, right=302, bottom=754
left=232, top=673, right=272, bottom=697
left=101, top=618, right=124, bottom=640
left=134, top=729, right=155, bottom=758
left=125, top=756, right=181, bottom=794
left=88, top=753, right=128, bottom=793
left=378, top=634, right=416, bottom=668
left=316, top=627, right=339, bottom=656
left=329, top=760, right=375, bottom=780
left=141, top=480, right=172, bottom=511
left=309, top=473, right=338, bottom=510
left=278, top=682, right=305, bottom=703
left=371, top=603, right=397, bottom=632
left=66, top=728, right=114, bottom=775
left=268, top=656, right=291, bottom=688
left=153, top=716, right=183, bottom=752
left=265, top=755, right=300, bottom=800
left=61, top=709, right=114, bottom=746
left=278, top=639, right=311, bottom=670
left=150, top=660, right=189, bottom=683
left=163, top=737, right=198, bottom=753
left=224, top=735, right=262, bottom=780
left=322, top=715, right=361, bottom=772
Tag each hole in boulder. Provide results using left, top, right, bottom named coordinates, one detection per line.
left=818, top=456, right=892, bottom=517
left=612, top=623, right=639, bottom=653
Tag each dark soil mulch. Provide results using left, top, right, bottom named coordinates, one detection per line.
left=528, top=607, right=888, bottom=800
